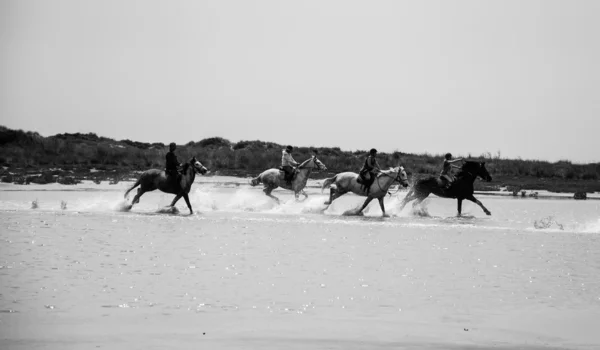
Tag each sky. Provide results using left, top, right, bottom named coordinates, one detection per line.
left=1, top=0, right=599, bottom=163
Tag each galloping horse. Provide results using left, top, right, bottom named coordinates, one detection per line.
left=124, top=157, right=209, bottom=215
left=250, top=156, right=327, bottom=203
left=398, top=161, right=492, bottom=216
left=321, top=167, right=409, bottom=217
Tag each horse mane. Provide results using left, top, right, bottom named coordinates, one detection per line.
left=182, top=161, right=191, bottom=173
left=377, top=167, right=398, bottom=177
left=457, top=161, right=480, bottom=177
left=297, top=157, right=313, bottom=168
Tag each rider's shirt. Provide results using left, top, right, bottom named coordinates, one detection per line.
left=361, top=155, right=380, bottom=173
left=440, top=160, right=452, bottom=176
left=166, top=151, right=179, bottom=172
left=281, top=150, right=298, bottom=167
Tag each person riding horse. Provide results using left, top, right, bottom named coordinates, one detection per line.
left=440, top=153, right=464, bottom=189
left=281, top=145, right=298, bottom=186
left=166, top=142, right=182, bottom=185
left=357, top=148, right=381, bottom=194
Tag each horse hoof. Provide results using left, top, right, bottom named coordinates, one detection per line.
left=486, top=211, right=492, bottom=216
left=382, top=214, right=390, bottom=218
left=324, top=201, right=331, bottom=205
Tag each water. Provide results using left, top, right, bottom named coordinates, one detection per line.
left=1, top=179, right=599, bottom=349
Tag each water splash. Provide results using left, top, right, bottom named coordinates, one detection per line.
left=190, top=188, right=219, bottom=212
left=156, top=206, right=179, bottom=214
left=578, top=218, right=600, bottom=233
left=533, top=216, right=564, bottom=230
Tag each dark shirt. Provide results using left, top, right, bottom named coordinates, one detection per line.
left=361, top=155, right=379, bottom=173
left=166, top=151, right=180, bottom=172
left=440, top=160, right=452, bottom=176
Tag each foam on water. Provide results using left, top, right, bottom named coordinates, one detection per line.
left=578, top=218, right=600, bottom=234
left=1, top=181, right=598, bottom=235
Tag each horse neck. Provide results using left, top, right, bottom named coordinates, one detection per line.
left=182, top=165, right=196, bottom=186
left=457, top=169, right=476, bottom=184
left=295, top=164, right=313, bottom=184
left=375, top=171, right=397, bottom=190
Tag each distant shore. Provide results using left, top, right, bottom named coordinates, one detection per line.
left=2, top=126, right=599, bottom=198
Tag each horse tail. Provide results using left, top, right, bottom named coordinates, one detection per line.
left=321, top=175, right=337, bottom=193
left=124, top=178, right=141, bottom=198
left=249, top=175, right=261, bottom=187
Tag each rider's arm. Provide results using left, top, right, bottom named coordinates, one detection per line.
left=372, top=158, right=382, bottom=172
left=448, top=158, right=463, bottom=164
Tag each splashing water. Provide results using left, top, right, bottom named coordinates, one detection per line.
left=578, top=218, right=600, bottom=233
left=534, top=216, right=564, bottom=230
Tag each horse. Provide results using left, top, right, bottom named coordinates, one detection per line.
left=398, top=160, right=492, bottom=216
left=250, top=156, right=327, bottom=203
left=124, top=157, right=209, bottom=215
left=321, top=166, right=409, bottom=217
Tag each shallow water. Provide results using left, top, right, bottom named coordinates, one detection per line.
left=1, top=179, right=599, bottom=349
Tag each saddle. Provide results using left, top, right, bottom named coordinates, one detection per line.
left=278, top=166, right=297, bottom=182
left=357, top=170, right=375, bottom=193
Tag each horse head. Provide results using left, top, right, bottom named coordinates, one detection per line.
left=312, top=155, right=327, bottom=171
left=462, top=161, right=492, bottom=182
left=395, top=166, right=409, bottom=187
left=190, top=157, right=209, bottom=175
left=379, top=166, right=409, bottom=188
left=299, top=155, right=327, bottom=171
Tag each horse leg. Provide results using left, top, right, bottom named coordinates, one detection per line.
left=398, top=188, right=417, bottom=211
left=170, top=194, right=183, bottom=207
left=264, top=187, right=280, bottom=204
left=411, top=193, right=429, bottom=209
left=466, top=195, right=491, bottom=215
left=301, top=190, right=308, bottom=200
left=182, top=193, right=193, bottom=215
left=356, top=196, right=375, bottom=215
left=457, top=198, right=463, bottom=217
left=377, top=197, right=389, bottom=217
left=324, top=187, right=345, bottom=205
left=132, top=188, right=145, bottom=205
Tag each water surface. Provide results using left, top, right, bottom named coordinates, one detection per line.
left=1, top=179, right=599, bottom=349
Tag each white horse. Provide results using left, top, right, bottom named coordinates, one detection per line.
left=250, top=156, right=327, bottom=203
left=321, top=167, right=409, bottom=216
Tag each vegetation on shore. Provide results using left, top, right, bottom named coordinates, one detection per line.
left=1, top=126, right=599, bottom=193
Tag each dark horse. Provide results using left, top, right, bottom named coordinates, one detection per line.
left=124, top=157, right=209, bottom=215
left=398, top=161, right=493, bottom=216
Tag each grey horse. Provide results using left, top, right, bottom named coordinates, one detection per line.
left=321, top=166, right=409, bottom=217
left=250, top=156, right=327, bottom=203
left=124, top=157, right=209, bottom=214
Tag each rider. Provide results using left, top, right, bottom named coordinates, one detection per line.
left=358, top=148, right=381, bottom=194
left=165, top=142, right=182, bottom=185
left=440, top=153, right=463, bottom=189
left=281, top=145, right=298, bottom=186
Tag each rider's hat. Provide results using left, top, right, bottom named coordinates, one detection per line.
left=286, top=145, right=294, bottom=152
left=169, top=142, right=176, bottom=149
left=445, top=153, right=452, bottom=159
left=369, top=148, right=377, bottom=155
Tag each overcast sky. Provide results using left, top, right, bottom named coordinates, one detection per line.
left=1, top=0, right=599, bottom=163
